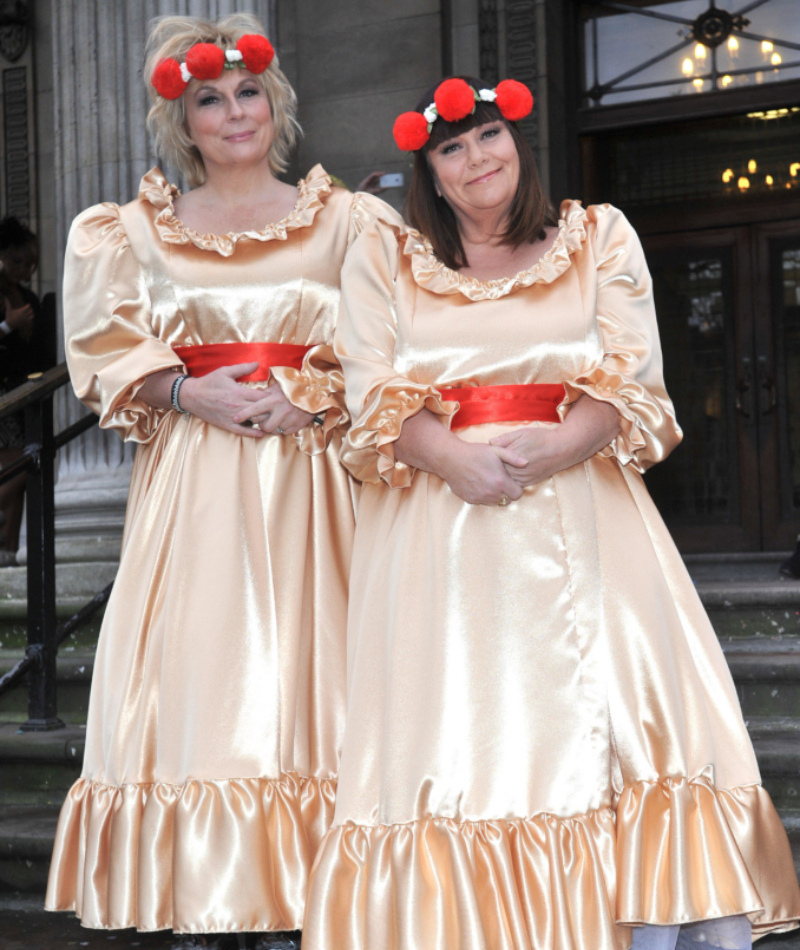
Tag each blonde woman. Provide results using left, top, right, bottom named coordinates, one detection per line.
left=45, top=15, right=357, bottom=946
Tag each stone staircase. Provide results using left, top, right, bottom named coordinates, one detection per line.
left=0, top=554, right=799, bottom=944
left=0, top=562, right=111, bottom=892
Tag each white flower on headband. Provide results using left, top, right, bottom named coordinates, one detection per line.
left=180, top=62, right=191, bottom=83
left=423, top=104, right=438, bottom=124
left=478, top=88, right=497, bottom=102
left=226, top=49, right=243, bottom=62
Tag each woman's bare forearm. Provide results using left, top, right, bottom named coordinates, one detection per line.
left=394, top=408, right=463, bottom=479
left=138, top=369, right=182, bottom=410
left=555, top=394, right=621, bottom=469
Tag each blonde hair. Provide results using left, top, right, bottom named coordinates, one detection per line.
left=145, top=13, right=301, bottom=187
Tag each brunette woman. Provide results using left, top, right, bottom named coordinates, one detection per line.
left=303, top=77, right=800, bottom=950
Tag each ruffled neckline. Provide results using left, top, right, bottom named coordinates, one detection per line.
left=402, top=199, right=588, bottom=301
left=139, top=164, right=334, bottom=257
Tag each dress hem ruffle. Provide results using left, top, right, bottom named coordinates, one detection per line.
left=303, top=775, right=800, bottom=950
left=45, top=772, right=337, bottom=934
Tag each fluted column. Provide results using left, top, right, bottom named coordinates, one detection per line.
left=50, top=0, right=275, bottom=563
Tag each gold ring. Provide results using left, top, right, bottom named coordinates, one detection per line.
left=498, top=495, right=509, bottom=506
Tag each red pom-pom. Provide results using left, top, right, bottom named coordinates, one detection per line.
left=434, top=78, right=476, bottom=123
left=185, top=43, right=225, bottom=81
left=236, top=34, right=274, bottom=73
left=495, top=79, right=533, bottom=122
left=393, top=112, right=430, bottom=151
left=151, top=58, right=187, bottom=99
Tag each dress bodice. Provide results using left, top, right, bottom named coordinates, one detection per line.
left=64, top=165, right=355, bottom=445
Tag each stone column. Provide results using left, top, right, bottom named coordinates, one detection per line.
left=50, top=0, right=275, bottom=564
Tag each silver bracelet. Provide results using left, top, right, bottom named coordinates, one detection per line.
left=171, top=374, right=190, bottom=414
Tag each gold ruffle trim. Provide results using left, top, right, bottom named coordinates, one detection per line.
left=402, top=199, right=588, bottom=301
left=271, top=344, right=349, bottom=456
left=139, top=164, right=334, bottom=257
left=45, top=772, right=336, bottom=933
left=304, top=776, right=800, bottom=950
left=341, top=383, right=457, bottom=488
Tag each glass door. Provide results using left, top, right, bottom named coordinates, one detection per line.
left=642, top=220, right=800, bottom=551
left=643, top=227, right=759, bottom=551
left=754, top=221, right=800, bottom=548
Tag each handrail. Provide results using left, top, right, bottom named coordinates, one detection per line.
left=0, top=364, right=70, bottom=418
left=0, top=361, right=110, bottom=730
left=0, top=582, right=113, bottom=697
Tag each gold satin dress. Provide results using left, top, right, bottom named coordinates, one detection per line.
left=45, top=166, right=358, bottom=934
left=302, top=196, right=800, bottom=950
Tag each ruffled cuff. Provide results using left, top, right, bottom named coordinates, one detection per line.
left=92, top=338, right=185, bottom=444
left=342, top=383, right=457, bottom=488
left=559, top=367, right=681, bottom=474
left=271, top=345, right=349, bottom=456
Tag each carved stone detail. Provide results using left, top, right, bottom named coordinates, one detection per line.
left=0, top=24, right=27, bottom=62
left=479, top=0, right=499, bottom=86
left=504, top=0, right=539, bottom=149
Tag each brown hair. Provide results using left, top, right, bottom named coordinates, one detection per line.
left=144, top=13, right=301, bottom=187
left=405, top=77, right=556, bottom=270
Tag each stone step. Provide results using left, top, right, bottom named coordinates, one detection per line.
left=0, top=561, right=116, bottom=621
left=722, top=639, right=800, bottom=719
left=749, top=719, right=800, bottom=813
left=0, top=652, right=94, bottom=724
left=0, top=804, right=60, bottom=892
left=0, top=723, right=84, bottom=808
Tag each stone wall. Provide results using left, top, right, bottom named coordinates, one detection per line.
left=277, top=0, right=447, bottom=210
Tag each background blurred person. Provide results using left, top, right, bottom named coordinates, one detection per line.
left=0, top=217, right=56, bottom=565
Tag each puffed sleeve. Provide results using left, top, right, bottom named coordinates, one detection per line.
left=336, top=194, right=457, bottom=487
left=559, top=204, right=682, bottom=472
left=64, top=203, right=183, bottom=443
left=270, top=346, right=348, bottom=456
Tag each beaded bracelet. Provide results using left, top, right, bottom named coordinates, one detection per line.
left=171, top=374, right=190, bottom=414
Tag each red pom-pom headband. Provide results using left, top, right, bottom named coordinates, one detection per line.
left=152, top=34, right=275, bottom=100
left=393, top=78, right=533, bottom=151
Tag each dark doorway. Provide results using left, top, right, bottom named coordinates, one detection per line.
left=642, top=222, right=800, bottom=551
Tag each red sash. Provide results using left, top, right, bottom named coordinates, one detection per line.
left=438, top=383, right=564, bottom=430
left=174, top=342, right=312, bottom=383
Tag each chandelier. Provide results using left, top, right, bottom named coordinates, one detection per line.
left=584, top=0, right=800, bottom=105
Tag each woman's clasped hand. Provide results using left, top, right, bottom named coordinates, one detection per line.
left=489, top=394, right=622, bottom=489
left=441, top=439, right=526, bottom=506
left=139, top=362, right=315, bottom=438
left=231, top=381, right=315, bottom=435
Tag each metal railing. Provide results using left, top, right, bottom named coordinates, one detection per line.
left=0, top=363, right=113, bottom=730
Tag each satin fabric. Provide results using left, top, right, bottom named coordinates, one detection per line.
left=439, top=383, right=564, bottom=429
left=174, top=342, right=313, bottom=381
left=302, top=196, right=800, bottom=950
left=45, top=166, right=358, bottom=933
